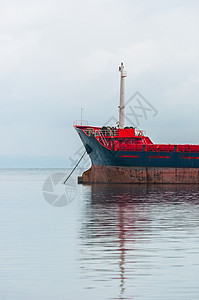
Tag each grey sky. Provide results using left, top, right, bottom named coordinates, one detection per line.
left=0, top=0, right=199, bottom=167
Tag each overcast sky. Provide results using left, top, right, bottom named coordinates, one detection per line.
left=1, top=0, right=199, bottom=167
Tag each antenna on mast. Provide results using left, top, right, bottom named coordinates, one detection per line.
left=81, top=108, right=83, bottom=125
left=118, top=62, right=127, bottom=129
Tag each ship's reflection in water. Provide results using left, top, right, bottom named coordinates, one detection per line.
left=78, top=184, right=199, bottom=300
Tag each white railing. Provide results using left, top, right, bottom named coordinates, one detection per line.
left=73, top=120, right=88, bottom=126
left=97, top=131, right=109, bottom=147
left=135, top=129, right=146, bottom=136
left=84, top=129, right=119, bottom=137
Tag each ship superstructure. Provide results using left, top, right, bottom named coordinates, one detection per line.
left=74, top=63, right=199, bottom=183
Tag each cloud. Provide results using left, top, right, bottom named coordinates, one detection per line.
left=0, top=0, right=199, bottom=166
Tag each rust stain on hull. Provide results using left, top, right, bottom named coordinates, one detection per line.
left=80, top=165, right=199, bottom=184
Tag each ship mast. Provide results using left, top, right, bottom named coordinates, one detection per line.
left=118, top=62, right=127, bottom=129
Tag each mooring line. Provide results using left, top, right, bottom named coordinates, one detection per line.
left=63, top=150, right=87, bottom=184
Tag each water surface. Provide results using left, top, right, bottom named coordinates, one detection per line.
left=0, top=169, right=199, bottom=299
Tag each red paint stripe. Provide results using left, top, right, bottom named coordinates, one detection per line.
left=119, top=155, right=139, bottom=158
left=149, top=156, right=170, bottom=159
left=182, top=156, right=199, bottom=159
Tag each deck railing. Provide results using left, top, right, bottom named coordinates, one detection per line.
left=73, top=120, right=88, bottom=126
left=82, top=127, right=199, bottom=153
left=84, top=129, right=119, bottom=137
left=135, top=129, right=146, bottom=136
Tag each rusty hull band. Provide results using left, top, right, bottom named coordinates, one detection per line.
left=79, top=165, right=199, bottom=184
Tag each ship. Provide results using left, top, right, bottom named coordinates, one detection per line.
left=74, top=63, right=199, bottom=184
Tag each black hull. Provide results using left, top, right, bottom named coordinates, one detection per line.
left=76, top=128, right=199, bottom=168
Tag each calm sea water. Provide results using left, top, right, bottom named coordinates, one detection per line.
left=0, top=169, right=199, bottom=300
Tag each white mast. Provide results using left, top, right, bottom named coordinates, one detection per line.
left=118, top=62, right=127, bottom=129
